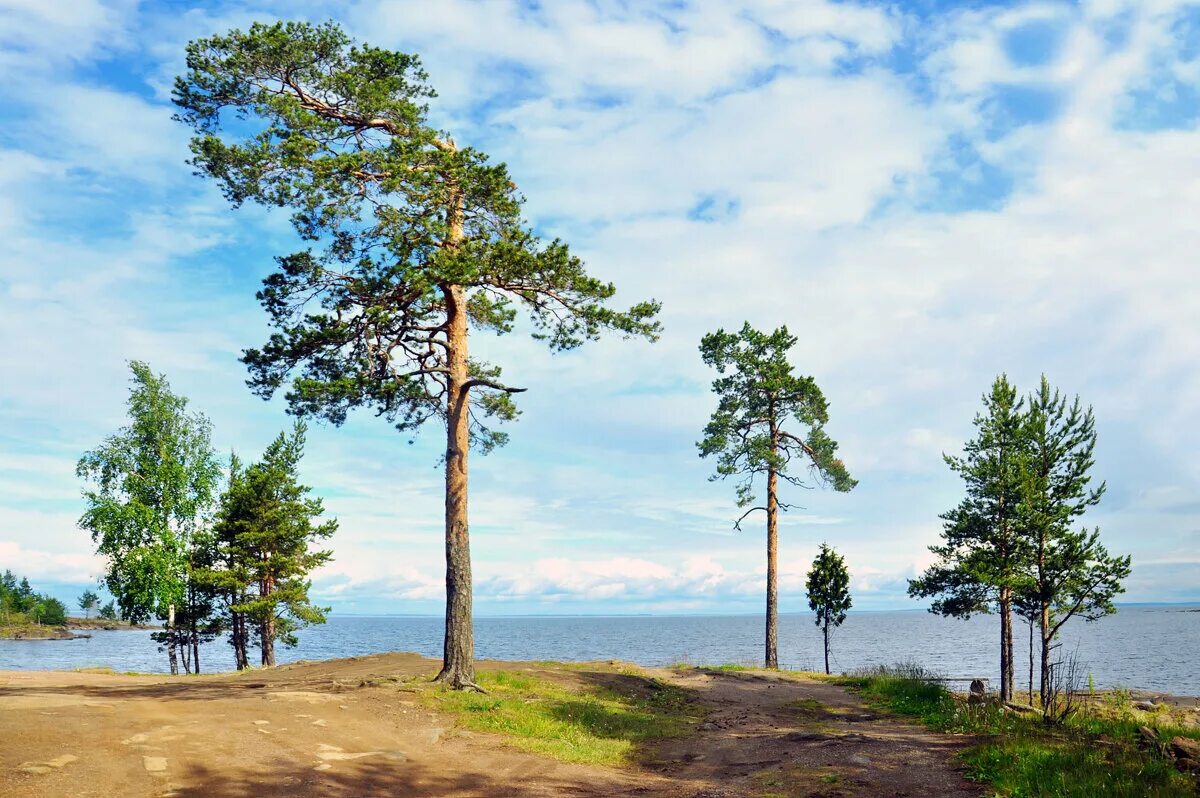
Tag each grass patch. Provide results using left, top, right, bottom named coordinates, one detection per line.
left=428, top=668, right=701, bottom=766
left=837, top=665, right=1199, bottom=797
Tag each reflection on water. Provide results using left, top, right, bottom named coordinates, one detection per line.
left=2, top=605, right=1195, bottom=695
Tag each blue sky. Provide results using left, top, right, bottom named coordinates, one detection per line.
left=0, top=0, right=1197, bottom=616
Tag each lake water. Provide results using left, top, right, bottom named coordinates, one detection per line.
left=2, top=605, right=1196, bottom=695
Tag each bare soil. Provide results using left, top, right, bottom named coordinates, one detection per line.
left=0, top=654, right=984, bottom=797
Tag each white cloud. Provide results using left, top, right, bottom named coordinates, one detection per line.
left=0, top=0, right=1197, bottom=613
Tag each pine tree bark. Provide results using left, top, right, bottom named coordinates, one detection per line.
left=435, top=280, right=477, bottom=689
left=764, top=465, right=779, bottom=669
left=433, top=174, right=478, bottom=691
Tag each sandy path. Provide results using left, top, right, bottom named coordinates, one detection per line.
left=0, top=655, right=981, bottom=797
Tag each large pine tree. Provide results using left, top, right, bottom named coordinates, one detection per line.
left=174, top=21, right=659, bottom=688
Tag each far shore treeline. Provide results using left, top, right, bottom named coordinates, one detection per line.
left=0, top=570, right=68, bottom=627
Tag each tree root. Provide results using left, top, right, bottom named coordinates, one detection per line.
left=433, top=668, right=488, bottom=693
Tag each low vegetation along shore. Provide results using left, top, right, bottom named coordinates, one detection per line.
left=1, top=654, right=1197, bottom=797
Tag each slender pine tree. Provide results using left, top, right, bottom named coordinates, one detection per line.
left=699, top=323, right=855, bottom=668
left=1019, top=376, right=1129, bottom=716
left=909, top=375, right=1030, bottom=701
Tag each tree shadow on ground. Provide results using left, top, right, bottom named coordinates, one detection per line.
left=170, top=758, right=612, bottom=798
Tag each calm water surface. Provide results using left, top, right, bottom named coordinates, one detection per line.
left=2, top=606, right=1195, bottom=695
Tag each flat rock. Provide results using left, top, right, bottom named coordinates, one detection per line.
left=143, top=756, right=168, bottom=774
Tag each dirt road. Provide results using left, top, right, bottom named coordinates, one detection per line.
left=0, top=654, right=981, bottom=797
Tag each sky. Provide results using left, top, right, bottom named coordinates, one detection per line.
left=0, top=0, right=1198, bottom=617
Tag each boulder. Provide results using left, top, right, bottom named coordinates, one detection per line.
left=969, top=679, right=986, bottom=696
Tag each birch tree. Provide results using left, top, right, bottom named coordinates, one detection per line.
left=77, top=362, right=220, bottom=674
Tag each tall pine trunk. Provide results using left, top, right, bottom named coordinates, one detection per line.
left=764, top=465, right=779, bottom=669
left=436, top=281, right=476, bottom=688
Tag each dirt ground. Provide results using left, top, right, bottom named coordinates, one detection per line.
left=0, top=654, right=983, bottom=797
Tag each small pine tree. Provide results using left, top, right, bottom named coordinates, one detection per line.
left=98, top=601, right=118, bottom=621
left=805, top=543, right=852, bottom=675
left=78, top=589, right=100, bottom=619
left=1020, top=377, right=1129, bottom=716
left=213, top=423, right=336, bottom=667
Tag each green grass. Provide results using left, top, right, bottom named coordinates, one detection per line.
left=837, top=666, right=1199, bottom=797
left=428, top=668, right=701, bottom=766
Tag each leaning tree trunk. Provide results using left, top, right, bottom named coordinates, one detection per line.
left=764, top=465, right=779, bottom=669
left=435, top=280, right=477, bottom=689
left=166, top=603, right=179, bottom=676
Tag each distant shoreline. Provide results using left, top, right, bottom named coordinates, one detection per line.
left=0, top=617, right=157, bottom=640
